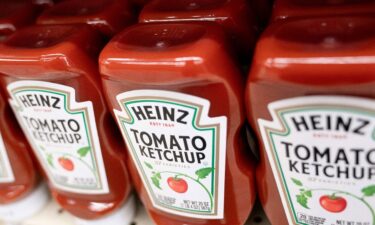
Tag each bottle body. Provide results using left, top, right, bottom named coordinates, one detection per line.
left=246, top=16, right=375, bottom=225
left=0, top=24, right=132, bottom=220
left=0, top=82, right=49, bottom=223
left=0, top=92, right=39, bottom=204
left=100, top=22, right=256, bottom=225
left=102, top=75, right=256, bottom=225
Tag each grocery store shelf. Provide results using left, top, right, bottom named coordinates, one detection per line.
left=1, top=199, right=270, bottom=225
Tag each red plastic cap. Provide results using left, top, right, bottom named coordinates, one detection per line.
left=272, top=0, right=375, bottom=21
left=37, top=0, right=135, bottom=37
left=0, top=24, right=102, bottom=76
left=252, top=16, right=375, bottom=84
left=139, top=0, right=258, bottom=56
left=0, top=1, right=39, bottom=37
left=100, top=22, right=232, bottom=83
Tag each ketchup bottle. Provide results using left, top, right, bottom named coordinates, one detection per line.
left=0, top=0, right=40, bottom=41
left=37, top=0, right=135, bottom=37
left=0, top=24, right=135, bottom=225
left=139, top=0, right=258, bottom=60
left=246, top=16, right=375, bottom=225
left=0, top=88, right=49, bottom=223
left=100, top=22, right=256, bottom=225
left=272, top=0, right=375, bottom=22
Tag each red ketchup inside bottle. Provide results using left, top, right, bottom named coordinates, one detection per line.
left=100, top=22, right=256, bottom=225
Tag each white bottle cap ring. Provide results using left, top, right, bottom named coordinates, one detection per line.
left=74, top=194, right=136, bottom=225
left=0, top=182, right=50, bottom=222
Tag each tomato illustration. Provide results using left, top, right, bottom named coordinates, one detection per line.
left=58, top=157, right=74, bottom=171
left=167, top=177, right=188, bottom=193
left=319, top=195, right=347, bottom=213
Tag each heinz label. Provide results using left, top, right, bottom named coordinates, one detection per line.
left=115, top=90, right=227, bottom=219
left=259, top=96, right=375, bottom=225
left=8, top=81, right=109, bottom=194
left=0, top=133, right=15, bottom=183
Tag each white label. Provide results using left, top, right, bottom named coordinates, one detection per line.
left=114, top=90, right=227, bottom=219
left=8, top=81, right=109, bottom=194
left=0, top=133, right=15, bottom=183
left=258, top=96, right=375, bottom=225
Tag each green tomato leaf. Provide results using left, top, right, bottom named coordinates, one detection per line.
left=151, top=175, right=161, bottom=190
left=304, top=190, right=312, bottom=198
left=144, top=162, right=153, bottom=170
left=362, top=185, right=375, bottom=197
left=291, top=178, right=303, bottom=187
left=77, top=147, right=91, bottom=158
left=156, top=173, right=161, bottom=179
left=296, top=194, right=309, bottom=209
left=47, top=154, right=54, bottom=168
left=195, top=167, right=213, bottom=180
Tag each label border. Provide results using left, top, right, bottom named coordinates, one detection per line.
left=115, top=90, right=227, bottom=219
left=8, top=81, right=109, bottom=194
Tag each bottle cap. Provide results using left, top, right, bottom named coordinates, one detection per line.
left=74, top=195, right=136, bottom=225
left=0, top=182, right=50, bottom=222
left=37, top=0, right=135, bottom=37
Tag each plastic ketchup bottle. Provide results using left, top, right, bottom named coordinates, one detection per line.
left=0, top=0, right=40, bottom=41
left=246, top=16, right=375, bottom=225
left=100, top=22, right=256, bottom=225
left=0, top=24, right=135, bottom=225
left=0, top=88, right=49, bottom=223
left=139, top=0, right=258, bottom=60
left=37, top=0, right=135, bottom=37
left=272, top=0, right=375, bottom=22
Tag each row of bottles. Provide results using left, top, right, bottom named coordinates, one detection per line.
left=0, top=0, right=374, bottom=225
